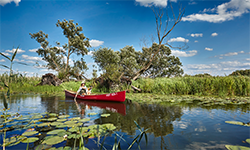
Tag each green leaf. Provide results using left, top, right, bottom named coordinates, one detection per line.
left=88, top=113, right=97, bottom=116
left=42, top=136, right=65, bottom=145
left=78, top=118, right=90, bottom=122
left=59, top=115, right=70, bottom=118
left=49, top=113, right=58, bottom=117
left=225, top=121, right=244, bottom=126
left=225, top=145, right=250, bottom=150
left=0, top=64, right=10, bottom=69
left=47, top=129, right=66, bottom=135
left=11, top=46, right=19, bottom=62
left=0, top=52, right=10, bottom=61
left=22, top=130, right=38, bottom=136
left=57, top=118, right=67, bottom=122
left=21, top=137, right=39, bottom=143
left=246, top=139, right=250, bottom=144
left=101, top=114, right=110, bottom=117
left=47, top=117, right=57, bottom=121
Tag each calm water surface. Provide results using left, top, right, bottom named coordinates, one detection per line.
left=0, top=94, right=249, bottom=150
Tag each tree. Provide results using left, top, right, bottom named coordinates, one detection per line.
left=132, top=2, right=185, bottom=80
left=30, top=19, right=90, bottom=80
left=137, top=43, right=183, bottom=78
left=92, top=43, right=183, bottom=82
left=229, top=69, right=250, bottom=76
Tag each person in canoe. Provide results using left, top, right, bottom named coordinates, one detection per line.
left=76, top=82, right=87, bottom=96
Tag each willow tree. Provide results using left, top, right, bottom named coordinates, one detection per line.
left=93, top=43, right=183, bottom=82
left=132, top=2, right=186, bottom=80
left=29, top=19, right=90, bottom=80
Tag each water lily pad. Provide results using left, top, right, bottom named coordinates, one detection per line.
left=42, top=136, right=65, bottom=145
left=246, top=139, right=250, bottom=144
left=57, top=119, right=67, bottom=122
left=101, top=114, right=110, bottom=117
left=5, top=136, right=26, bottom=147
left=47, top=129, right=66, bottom=135
left=59, top=115, right=70, bottom=118
left=37, top=122, right=51, bottom=127
left=51, top=122, right=64, bottom=126
left=225, top=121, right=244, bottom=126
left=22, top=130, right=38, bottom=136
left=67, top=133, right=81, bottom=139
left=47, top=117, right=57, bottom=121
left=71, top=117, right=80, bottom=120
left=64, top=121, right=77, bottom=125
left=78, top=118, right=90, bottom=122
left=225, top=145, right=250, bottom=150
left=49, top=113, right=57, bottom=117
left=21, top=137, right=39, bottom=143
left=55, top=124, right=68, bottom=128
left=103, top=123, right=116, bottom=130
left=88, top=113, right=97, bottom=116
left=34, top=144, right=52, bottom=150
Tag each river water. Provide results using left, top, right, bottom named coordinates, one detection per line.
left=0, top=94, right=249, bottom=150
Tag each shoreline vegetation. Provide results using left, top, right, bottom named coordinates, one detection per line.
left=0, top=73, right=249, bottom=104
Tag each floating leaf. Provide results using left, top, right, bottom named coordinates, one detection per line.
left=51, top=122, right=64, bottom=126
left=101, top=114, right=110, bottom=117
left=42, top=136, right=65, bottom=145
left=225, top=145, right=250, bottom=150
left=37, top=122, right=51, bottom=127
left=34, top=144, right=52, bottom=150
left=47, top=117, right=57, bottom=121
left=49, top=113, right=57, bottom=117
left=246, top=139, right=250, bottom=144
left=103, top=123, right=116, bottom=130
left=67, top=133, right=81, bottom=139
left=21, top=137, right=39, bottom=143
left=225, top=121, right=244, bottom=126
left=88, top=113, right=97, bottom=116
left=64, top=121, right=77, bottom=125
left=47, top=129, right=66, bottom=135
left=22, top=130, right=38, bottom=136
left=78, top=118, right=90, bottom=122
left=71, top=117, right=80, bottom=120
left=59, top=115, right=70, bottom=118
left=57, top=119, right=67, bottom=122
left=55, top=124, right=68, bottom=128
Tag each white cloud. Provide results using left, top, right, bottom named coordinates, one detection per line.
left=211, top=32, right=218, bottom=37
left=135, top=0, right=176, bottom=7
left=189, top=1, right=197, bottom=5
left=205, top=47, right=213, bottom=51
left=29, top=48, right=38, bottom=52
left=0, top=0, right=21, bottom=6
left=1, top=52, right=11, bottom=56
left=89, top=39, right=104, bottom=47
left=215, top=51, right=246, bottom=58
left=171, top=50, right=197, bottom=57
left=168, top=37, right=189, bottom=43
left=185, top=60, right=250, bottom=75
left=87, top=51, right=94, bottom=56
left=5, top=48, right=25, bottom=54
left=222, top=52, right=238, bottom=56
left=246, top=58, right=250, bottom=61
left=0, top=59, right=5, bottom=62
left=194, top=40, right=198, bottom=43
left=190, top=33, right=203, bottom=37
left=182, top=0, right=250, bottom=23
left=22, top=55, right=43, bottom=61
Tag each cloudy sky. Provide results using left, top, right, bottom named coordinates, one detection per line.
left=0, top=0, right=249, bottom=77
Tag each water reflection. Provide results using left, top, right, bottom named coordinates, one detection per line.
left=0, top=94, right=249, bottom=150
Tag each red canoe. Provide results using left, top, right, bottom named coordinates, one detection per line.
left=65, top=90, right=126, bottom=102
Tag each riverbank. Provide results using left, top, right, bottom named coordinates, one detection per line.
left=1, top=75, right=250, bottom=104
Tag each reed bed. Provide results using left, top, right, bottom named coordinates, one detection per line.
left=132, top=76, right=250, bottom=96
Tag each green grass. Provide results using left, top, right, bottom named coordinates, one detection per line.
left=132, top=76, right=250, bottom=96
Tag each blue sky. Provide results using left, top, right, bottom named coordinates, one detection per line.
left=0, top=0, right=249, bottom=77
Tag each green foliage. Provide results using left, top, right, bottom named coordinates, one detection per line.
left=30, top=19, right=90, bottom=80
left=229, top=69, right=250, bottom=76
left=133, top=76, right=250, bottom=96
left=92, top=43, right=184, bottom=82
